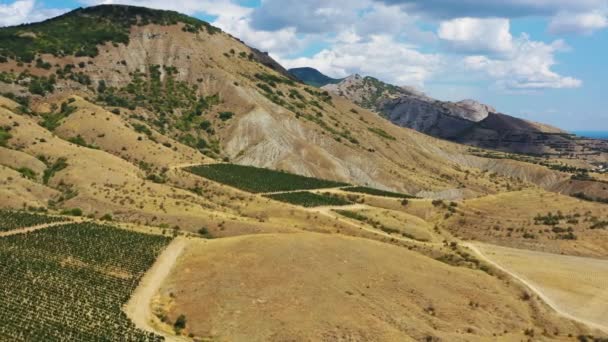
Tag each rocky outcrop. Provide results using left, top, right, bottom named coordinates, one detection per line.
left=322, top=72, right=608, bottom=157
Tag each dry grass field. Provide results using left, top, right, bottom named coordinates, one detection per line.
left=153, top=233, right=590, bottom=342
left=473, top=243, right=608, bottom=334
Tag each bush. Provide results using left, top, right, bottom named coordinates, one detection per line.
left=265, top=192, right=352, bottom=207
left=174, top=314, right=187, bottom=332
left=218, top=111, right=234, bottom=121
left=17, top=167, right=36, bottom=180
left=60, top=208, right=83, bottom=216
left=197, top=227, right=213, bottom=238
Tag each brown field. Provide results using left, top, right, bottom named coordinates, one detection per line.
left=154, top=233, right=590, bottom=341
left=473, top=243, right=608, bottom=334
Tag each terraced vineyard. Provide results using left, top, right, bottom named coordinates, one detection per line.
left=266, top=191, right=352, bottom=207
left=0, top=222, right=170, bottom=341
left=0, top=210, right=68, bottom=232
left=341, top=186, right=415, bottom=199
left=186, top=163, right=348, bottom=193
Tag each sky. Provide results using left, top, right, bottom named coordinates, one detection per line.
left=1, top=0, right=608, bottom=130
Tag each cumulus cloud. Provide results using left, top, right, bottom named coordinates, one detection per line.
left=549, top=11, right=608, bottom=35
left=438, top=17, right=513, bottom=53
left=278, top=35, right=441, bottom=86
left=463, top=36, right=581, bottom=89
left=0, top=0, right=66, bottom=27
left=249, top=0, right=368, bottom=33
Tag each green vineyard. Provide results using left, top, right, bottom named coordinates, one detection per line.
left=266, top=191, right=352, bottom=207
left=186, top=163, right=348, bottom=193
left=341, top=186, right=416, bottom=199
left=0, top=210, right=69, bottom=232
left=0, top=222, right=171, bottom=341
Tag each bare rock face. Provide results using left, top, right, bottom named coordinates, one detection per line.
left=452, top=99, right=495, bottom=122
left=324, top=74, right=590, bottom=155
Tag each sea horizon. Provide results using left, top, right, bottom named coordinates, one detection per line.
left=571, top=131, right=608, bottom=140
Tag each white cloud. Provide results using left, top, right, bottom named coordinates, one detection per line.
left=549, top=11, right=608, bottom=35
left=438, top=17, right=513, bottom=53
left=464, top=36, right=581, bottom=89
left=0, top=0, right=66, bottom=27
left=278, top=35, right=441, bottom=87
left=376, top=0, right=607, bottom=19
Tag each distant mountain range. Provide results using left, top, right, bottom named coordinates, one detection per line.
left=288, top=67, right=343, bottom=87
left=290, top=68, right=608, bottom=157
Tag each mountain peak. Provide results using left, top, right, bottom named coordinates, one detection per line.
left=0, top=4, right=220, bottom=63
left=288, top=67, right=343, bottom=87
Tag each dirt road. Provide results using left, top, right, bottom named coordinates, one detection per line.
left=124, top=237, right=190, bottom=342
left=0, top=220, right=75, bottom=237
left=465, top=242, right=608, bottom=334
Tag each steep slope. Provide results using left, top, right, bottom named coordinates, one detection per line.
left=323, top=74, right=608, bottom=158
left=288, top=67, right=343, bottom=87
left=0, top=5, right=512, bottom=198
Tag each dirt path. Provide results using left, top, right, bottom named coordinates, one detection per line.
left=0, top=220, right=76, bottom=237
left=465, top=242, right=608, bottom=334
left=312, top=205, right=435, bottom=247
left=124, top=237, right=190, bottom=342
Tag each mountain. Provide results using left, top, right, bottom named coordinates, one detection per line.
left=1, top=5, right=608, bottom=341
left=288, top=67, right=343, bottom=87
left=323, top=74, right=608, bottom=158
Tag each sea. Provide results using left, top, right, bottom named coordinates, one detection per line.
left=571, top=131, right=608, bottom=140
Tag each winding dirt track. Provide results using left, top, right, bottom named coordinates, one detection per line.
left=465, top=242, right=608, bottom=334
left=0, top=220, right=75, bottom=237
left=124, top=237, right=189, bottom=342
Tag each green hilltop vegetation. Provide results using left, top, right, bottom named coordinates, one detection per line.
left=0, top=4, right=220, bottom=63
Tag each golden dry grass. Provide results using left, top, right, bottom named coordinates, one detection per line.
left=156, top=233, right=588, bottom=341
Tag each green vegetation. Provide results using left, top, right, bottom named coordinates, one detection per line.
left=173, top=314, right=187, bottom=333
left=17, top=167, right=36, bottom=180
left=0, top=5, right=219, bottom=63
left=266, top=191, right=352, bottom=207
left=41, top=100, right=77, bottom=131
left=197, top=227, right=213, bottom=239
left=67, top=135, right=98, bottom=149
left=334, top=209, right=416, bottom=239
left=186, top=163, right=348, bottom=193
left=42, top=157, right=68, bottom=184
left=0, top=222, right=169, bottom=340
left=368, top=127, right=396, bottom=141
left=60, top=208, right=83, bottom=216
left=572, top=192, right=608, bottom=204
left=1, top=92, right=30, bottom=107
left=218, top=111, right=234, bottom=121
left=342, top=186, right=415, bottom=199
left=0, top=210, right=67, bottom=232
left=0, top=126, right=12, bottom=147
left=98, top=65, right=221, bottom=150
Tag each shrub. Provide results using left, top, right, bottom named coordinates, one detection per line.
left=266, top=191, right=352, bottom=207
left=174, top=314, right=187, bottom=332
left=17, top=167, right=36, bottom=180
left=60, top=208, right=83, bottom=216
left=218, top=111, right=234, bottom=121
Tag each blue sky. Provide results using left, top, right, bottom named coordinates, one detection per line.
left=1, top=0, right=607, bottom=130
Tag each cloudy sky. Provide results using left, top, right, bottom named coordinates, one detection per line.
left=2, top=0, right=608, bottom=130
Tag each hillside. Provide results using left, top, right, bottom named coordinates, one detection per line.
left=288, top=67, right=343, bottom=87
left=0, top=5, right=607, bottom=341
left=323, top=73, right=608, bottom=159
